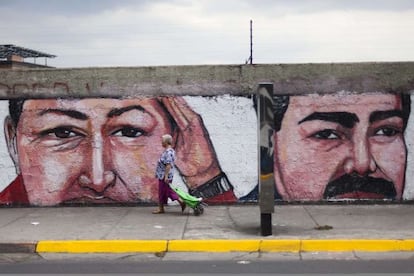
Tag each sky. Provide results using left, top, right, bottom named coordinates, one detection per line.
left=1, top=0, right=414, bottom=68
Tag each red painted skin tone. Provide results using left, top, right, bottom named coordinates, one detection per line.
left=3, top=97, right=236, bottom=206
left=274, top=93, right=406, bottom=200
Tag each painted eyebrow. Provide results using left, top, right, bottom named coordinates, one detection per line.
left=38, top=109, right=88, bottom=120
left=298, top=112, right=359, bottom=129
left=107, top=105, right=146, bottom=118
left=369, top=110, right=404, bottom=123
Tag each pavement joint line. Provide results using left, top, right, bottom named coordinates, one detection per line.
left=26, top=239, right=414, bottom=253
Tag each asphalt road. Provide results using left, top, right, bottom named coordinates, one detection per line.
left=1, top=259, right=414, bottom=275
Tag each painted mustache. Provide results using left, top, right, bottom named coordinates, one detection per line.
left=323, top=174, right=396, bottom=199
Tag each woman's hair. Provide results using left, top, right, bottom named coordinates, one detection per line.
left=162, top=134, right=173, bottom=145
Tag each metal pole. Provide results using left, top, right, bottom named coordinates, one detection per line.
left=257, top=83, right=275, bottom=236
left=250, top=20, right=253, bottom=64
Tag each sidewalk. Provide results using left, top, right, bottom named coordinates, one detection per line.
left=0, top=204, right=414, bottom=254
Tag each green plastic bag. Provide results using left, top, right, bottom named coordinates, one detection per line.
left=171, top=185, right=202, bottom=209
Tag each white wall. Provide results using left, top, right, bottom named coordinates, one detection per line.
left=0, top=100, right=17, bottom=191
left=403, top=94, right=414, bottom=199
left=184, top=95, right=258, bottom=198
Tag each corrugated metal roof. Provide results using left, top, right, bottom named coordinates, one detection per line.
left=0, top=44, right=56, bottom=58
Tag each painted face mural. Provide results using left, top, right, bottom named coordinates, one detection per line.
left=274, top=92, right=410, bottom=201
left=0, top=91, right=411, bottom=205
left=1, top=97, right=236, bottom=206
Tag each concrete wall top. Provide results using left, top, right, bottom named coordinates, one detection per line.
left=0, top=62, right=414, bottom=99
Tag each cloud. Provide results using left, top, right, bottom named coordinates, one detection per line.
left=253, top=9, right=414, bottom=63
left=230, top=0, right=414, bottom=13
left=0, top=0, right=153, bottom=16
left=1, top=0, right=414, bottom=67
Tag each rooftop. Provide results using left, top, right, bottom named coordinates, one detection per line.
left=0, top=44, right=56, bottom=59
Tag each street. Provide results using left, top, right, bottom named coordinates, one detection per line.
left=0, top=254, right=414, bottom=275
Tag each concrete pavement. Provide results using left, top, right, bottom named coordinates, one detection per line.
left=0, top=204, right=414, bottom=254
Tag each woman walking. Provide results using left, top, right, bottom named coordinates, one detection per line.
left=153, top=134, right=186, bottom=214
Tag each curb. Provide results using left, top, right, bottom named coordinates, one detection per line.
left=28, top=239, right=414, bottom=253
left=0, top=243, right=36, bottom=253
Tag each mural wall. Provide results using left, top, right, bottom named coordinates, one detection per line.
left=271, top=92, right=411, bottom=201
left=0, top=90, right=413, bottom=206
left=0, top=95, right=258, bottom=206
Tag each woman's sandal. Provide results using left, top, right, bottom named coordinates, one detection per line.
left=152, top=209, right=165, bottom=214
left=180, top=201, right=187, bottom=213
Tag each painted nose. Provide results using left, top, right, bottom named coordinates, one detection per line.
left=344, top=138, right=377, bottom=176
left=79, top=135, right=115, bottom=193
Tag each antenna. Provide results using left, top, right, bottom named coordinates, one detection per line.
left=246, top=20, right=253, bottom=64
left=250, top=19, right=253, bottom=64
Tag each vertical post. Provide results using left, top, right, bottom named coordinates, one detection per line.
left=250, top=19, right=253, bottom=65
left=257, top=83, right=275, bottom=236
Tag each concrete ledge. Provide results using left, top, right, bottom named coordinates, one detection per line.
left=300, top=240, right=414, bottom=252
left=168, top=240, right=260, bottom=252
left=36, top=240, right=167, bottom=253
left=2, top=63, right=414, bottom=99
left=32, top=239, right=414, bottom=254
left=261, top=240, right=301, bottom=252
left=0, top=243, right=36, bottom=253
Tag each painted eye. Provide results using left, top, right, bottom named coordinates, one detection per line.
left=375, top=127, right=400, bottom=137
left=112, top=127, right=143, bottom=138
left=40, top=127, right=82, bottom=139
left=311, top=129, right=340, bottom=140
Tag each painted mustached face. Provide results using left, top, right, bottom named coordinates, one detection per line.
left=14, top=98, right=172, bottom=205
left=274, top=93, right=407, bottom=201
